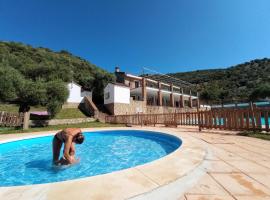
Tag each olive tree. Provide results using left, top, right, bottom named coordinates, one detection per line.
left=0, top=65, right=68, bottom=116
left=249, top=84, right=270, bottom=101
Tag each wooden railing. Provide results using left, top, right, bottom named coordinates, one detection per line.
left=105, top=112, right=199, bottom=127
left=0, top=111, right=24, bottom=127
left=105, top=107, right=270, bottom=132
left=198, top=107, right=270, bottom=132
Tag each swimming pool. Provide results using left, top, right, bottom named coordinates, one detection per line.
left=0, top=130, right=181, bottom=186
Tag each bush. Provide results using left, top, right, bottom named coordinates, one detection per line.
left=249, top=84, right=270, bottom=101
left=47, top=100, right=62, bottom=118
left=46, top=80, right=69, bottom=117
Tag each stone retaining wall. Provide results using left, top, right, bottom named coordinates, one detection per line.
left=62, top=103, right=80, bottom=109
left=146, top=106, right=197, bottom=113
left=30, top=118, right=96, bottom=127
left=105, top=99, right=198, bottom=115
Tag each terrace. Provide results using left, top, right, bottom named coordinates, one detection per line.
left=1, top=126, right=269, bottom=200
left=115, top=68, right=199, bottom=109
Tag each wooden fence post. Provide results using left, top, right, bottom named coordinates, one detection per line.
left=265, top=111, right=269, bottom=132
left=23, top=112, right=30, bottom=130
left=197, top=103, right=201, bottom=131
left=250, top=102, right=256, bottom=132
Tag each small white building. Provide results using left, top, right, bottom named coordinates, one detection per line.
left=104, top=83, right=130, bottom=105
left=66, top=82, right=92, bottom=103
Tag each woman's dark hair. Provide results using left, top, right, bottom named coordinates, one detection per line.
left=75, top=133, right=84, bottom=144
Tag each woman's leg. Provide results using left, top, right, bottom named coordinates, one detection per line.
left=52, top=136, right=62, bottom=164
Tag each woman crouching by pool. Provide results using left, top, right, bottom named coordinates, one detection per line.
left=52, top=128, right=84, bottom=166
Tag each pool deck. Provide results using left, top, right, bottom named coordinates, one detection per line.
left=0, top=127, right=270, bottom=200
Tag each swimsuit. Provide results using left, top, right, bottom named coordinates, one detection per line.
left=54, top=131, right=66, bottom=143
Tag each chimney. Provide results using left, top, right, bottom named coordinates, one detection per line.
left=115, top=66, right=120, bottom=73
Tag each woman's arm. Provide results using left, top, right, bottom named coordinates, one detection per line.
left=69, top=142, right=75, bottom=156
left=63, top=136, right=74, bottom=164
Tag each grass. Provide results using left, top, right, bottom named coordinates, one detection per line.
left=0, top=103, right=87, bottom=119
left=0, top=103, right=122, bottom=135
left=54, top=108, right=87, bottom=119
left=0, top=121, right=124, bottom=134
left=0, top=103, right=46, bottom=113
left=238, top=131, right=270, bottom=141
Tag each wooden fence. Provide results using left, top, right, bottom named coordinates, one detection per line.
left=105, top=107, right=270, bottom=132
left=199, top=107, right=270, bottom=132
left=105, top=111, right=199, bottom=127
left=0, top=111, right=24, bottom=127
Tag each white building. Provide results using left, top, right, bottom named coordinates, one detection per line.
left=104, top=83, right=130, bottom=105
left=103, top=69, right=199, bottom=115
left=66, top=82, right=92, bottom=104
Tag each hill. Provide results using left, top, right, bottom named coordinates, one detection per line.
left=169, top=58, right=270, bottom=103
left=0, top=41, right=114, bottom=114
left=0, top=41, right=114, bottom=101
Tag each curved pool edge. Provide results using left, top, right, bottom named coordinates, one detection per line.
left=0, top=127, right=208, bottom=200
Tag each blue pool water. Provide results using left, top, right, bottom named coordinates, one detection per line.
left=211, top=117, right=270, bottom=126
left=0, top=130, right=181, bottom=186
left=261, top=117, right=270, bottom=126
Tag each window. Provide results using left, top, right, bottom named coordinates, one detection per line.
left=135, top=81, right=139, bottom=88
left=105, top=92, right=110, bottom=99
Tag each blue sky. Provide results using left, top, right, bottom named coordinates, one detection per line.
left=0, top=0, right=270, bottom=74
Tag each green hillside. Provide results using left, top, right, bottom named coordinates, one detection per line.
left=169, top=58, right=270, bottom=103
left=0, top=41, right=114, bottom=115
left=1, top=41, right=269, bottom=109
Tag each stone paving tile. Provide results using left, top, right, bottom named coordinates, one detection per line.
left=216, top=137, right=270, bottom=152
left=199, top=137, right=235, bottom=145
left=210, top=172, right=270, bottom=197
left=135, top=151, right=203, bottom=185
left=46, top=168, right=159, bottom=200
left=214, top=144, right=252, bottom=154
left=235, top=152, right=270, bottom=162
left=253, top=160, right=270, bottom=170
left=205, top=153, right=220, bottom=161
left=186, top=174, right=229, bottom=195
left=233, top=153, right=270, bottom=169
left=177, top=195, right=187, bottom=200
left=235, top=137, right=270, bottom=147
left=210, top=147, right=245, bottom=161
left=247, top=173, right=270, bottom=189
left=235, top=141, right=270, bottom=152
left=234, top=195, right=270, bottom=200
left=204, top=160, right=240, bottom=173
left=185, top=194, right=235, bottom=200
left=233, top=147, right=270, bottom=159
left=227, top=160, right=270, bottom=173
left=184, top=129, right=270, bottom=200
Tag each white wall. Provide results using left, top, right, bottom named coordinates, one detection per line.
left=67, top=82, right=92, bottom=103
left=104, top=83, right=130, bottom=104
left=104, top=84, right=115, bottom=104
left=114, top=85, right=130, bottom=104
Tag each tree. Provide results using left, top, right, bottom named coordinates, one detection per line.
left=17, top=79, right=47, bottom=112
left=218, top=90, right=229, bottom=106
left=46, top=80, right=69, bottom=117
left=91, top=71, right=115, bottom=104
left=169, top=58, right=270, bottom=102
left=249, top=84, right=270, bottom=101
left=199, top=83, right=221, bottom=105
left=0, top=41, right=115, bottom=115
left=0, top=65, right=24, bottom=101
left=0, top=65, right=68, bottom=115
